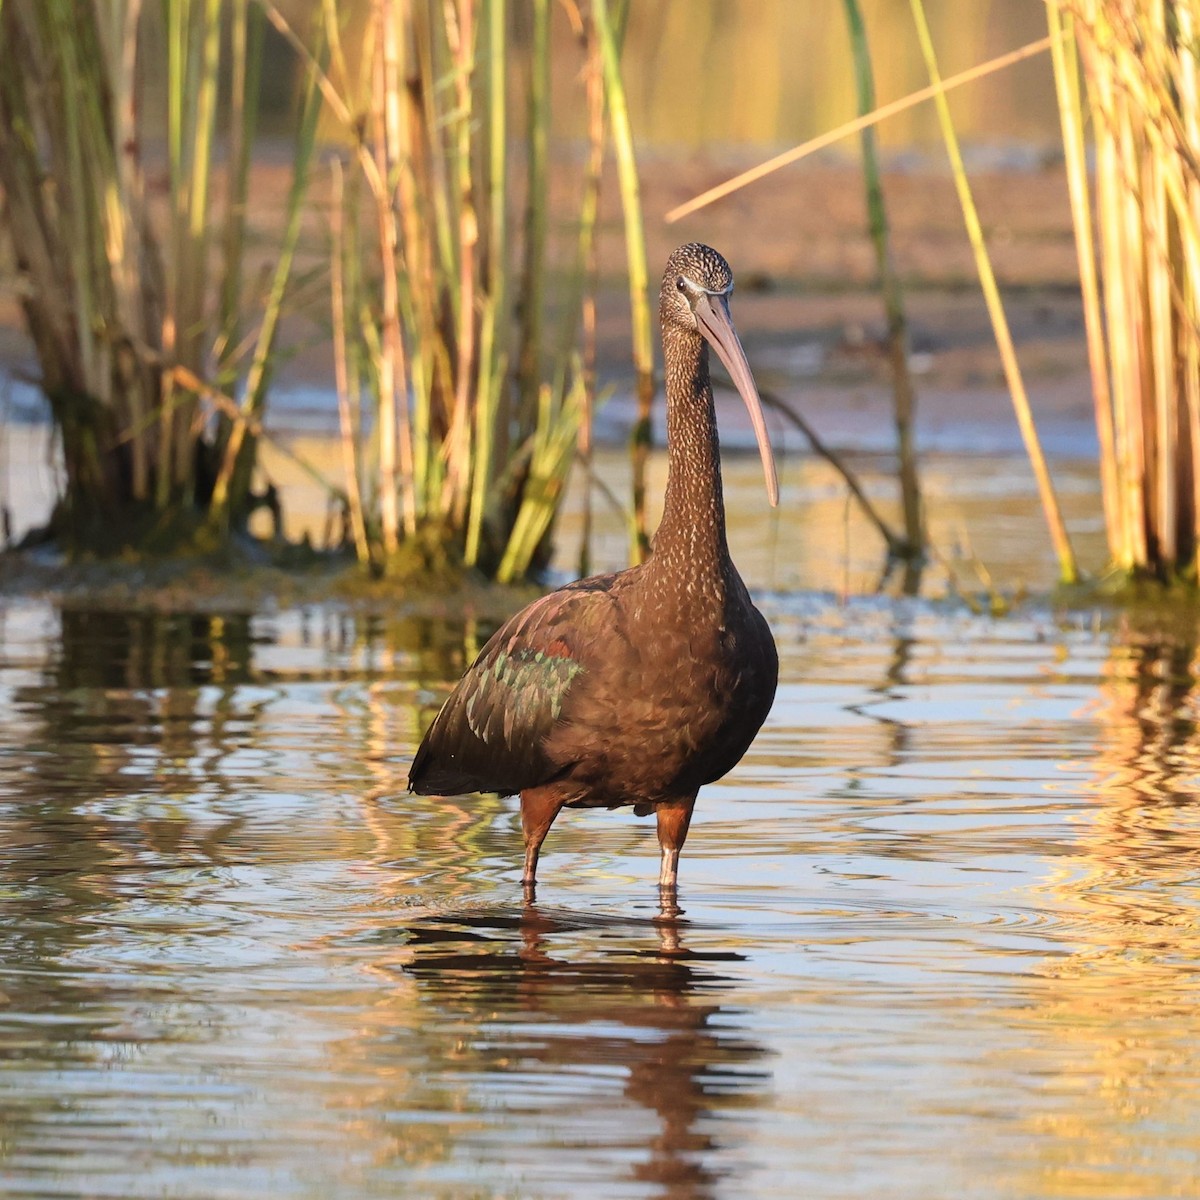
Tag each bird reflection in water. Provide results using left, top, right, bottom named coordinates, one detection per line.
left=396, top=898, right=769, bottom=1198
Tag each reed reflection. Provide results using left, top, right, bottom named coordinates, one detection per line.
left=7, top=608, right=261, bottom=869
left=0, top=604, right=488, bottom=1161
left=0, top=608, right=262, bottom=1168
left=1062, top=619, right=1200, bottom=955
left=852, top=624, right=917, bottom=761
left=0, top=603, right=510, bottom=916
left=1020, top=617, right=1200, bottom=1196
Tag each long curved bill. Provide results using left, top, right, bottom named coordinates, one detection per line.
left=694, top=292, right=779, bottom=507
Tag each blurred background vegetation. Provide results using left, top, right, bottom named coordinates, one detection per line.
left=1, top=1, right=1198, bottom=590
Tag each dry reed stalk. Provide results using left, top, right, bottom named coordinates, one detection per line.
left=444, top=0, right=479, bottom=531
left=1048, top=0, right=1122, bottom=562
left=576, top=12, right=607, bottom=579
left=330, top=158, right=371, bottom=566
left=910, top=0, right=1079, bottom=584
left=1178, top=2, right=1200, bottom=552
left=256, top=0, right=646, bottom=579
left=666, top=35, right=1054, bottom=224
left=1056, top=0, right=1200, bottom=579
left=372, top=0, right=406, bottom=553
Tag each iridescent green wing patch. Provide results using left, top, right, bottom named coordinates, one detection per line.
left=465, top=649, right=584, bottom=743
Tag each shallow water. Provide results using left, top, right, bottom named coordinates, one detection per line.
left=3, top=591, right=1200, bottom=1199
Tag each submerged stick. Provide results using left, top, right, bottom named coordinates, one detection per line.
left=758, top=389, right=905, bottom=559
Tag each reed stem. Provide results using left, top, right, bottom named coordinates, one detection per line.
left=910, top=0, right=1078, bottom=584
left=667, top=36, right=1053, bottom=223
left=464, top=0, right=507, bottom=567
left=1048, top=1, right=1122, bottom=564
left=330, top=158, right=372, bottom=566
left=593, top=0, right=654, bottom=563
left=843, top=0, right=923, bottom=567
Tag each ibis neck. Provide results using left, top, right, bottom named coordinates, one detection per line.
left=651, top=325, right=730, bottom=573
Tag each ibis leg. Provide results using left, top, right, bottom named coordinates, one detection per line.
left=520, top=787, right=565, bottom=887
left=656, top=798, right=696, bottom=891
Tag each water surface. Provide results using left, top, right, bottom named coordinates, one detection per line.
left=3, top=591, right=1200, bottom=1198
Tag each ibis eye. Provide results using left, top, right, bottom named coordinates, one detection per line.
left=675, top=276, right=686, bottom=292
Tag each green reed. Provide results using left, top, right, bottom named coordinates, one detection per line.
left=309, top=0, right=649, bottom=581
left=842, top=0, right=923, bottom=576
left=0, top=1, right=317, bottom=550
left=1, top=0, right=649, bottom=574
left=592, top=0, right=654, bottom=564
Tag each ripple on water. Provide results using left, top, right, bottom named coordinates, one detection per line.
left=3, top=594, right=1200, bottom=1198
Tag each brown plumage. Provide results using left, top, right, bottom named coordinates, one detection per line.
left=408, top=243, right=779, bottom=893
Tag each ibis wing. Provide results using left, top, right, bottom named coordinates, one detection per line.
left=407, top=579, right=619, bottom=796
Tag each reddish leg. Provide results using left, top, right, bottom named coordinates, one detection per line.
left=519, top=786, right=565, bottom=890
left=656, top=797, right=696, bottom=891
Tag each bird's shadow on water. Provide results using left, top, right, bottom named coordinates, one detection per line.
left=381, top=896, right=773, bottom=1198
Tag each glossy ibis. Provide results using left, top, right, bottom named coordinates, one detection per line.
left=408, top=243, right=779, bottom=892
